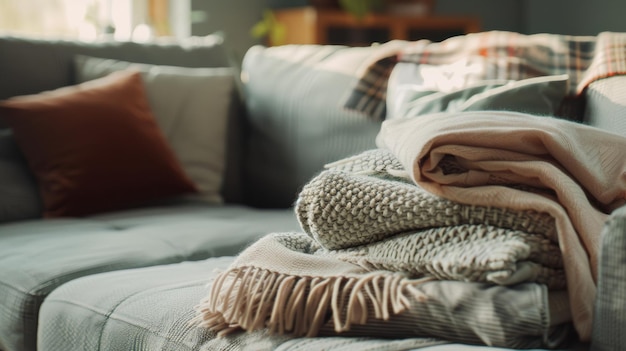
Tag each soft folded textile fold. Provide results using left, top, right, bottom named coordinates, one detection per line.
left=376, top=110, right=626, bottom=341
left=193, top=135, right=595, bottom=347
left=192, top=232, right=431, bottom=338
left=193, top=232, right=574, bottom=348
left=298, top=160, right=559, bottom=250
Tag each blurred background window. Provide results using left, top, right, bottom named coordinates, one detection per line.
left=0, top=0, right=184, bottom=41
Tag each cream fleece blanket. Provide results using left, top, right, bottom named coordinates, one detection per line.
left=376, top=110, right=626, bottom=341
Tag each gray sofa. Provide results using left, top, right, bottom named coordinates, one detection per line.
left=0, top=33, right=624, bottom=351
left=0, top=35, right=381, bottom=351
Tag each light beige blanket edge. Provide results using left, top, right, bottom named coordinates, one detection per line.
left=377, top=110, right=626, bottom=341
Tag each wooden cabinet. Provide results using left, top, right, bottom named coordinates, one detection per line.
left=271, top=6, right=480, bottom=46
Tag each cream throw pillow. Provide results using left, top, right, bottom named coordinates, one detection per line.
left=74, top=55, right=235, bottom=204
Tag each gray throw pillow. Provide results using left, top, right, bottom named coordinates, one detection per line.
left=0, top=130, right=42, bottom=223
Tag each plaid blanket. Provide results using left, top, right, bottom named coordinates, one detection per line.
left=345, top=31, right=626, bottom=120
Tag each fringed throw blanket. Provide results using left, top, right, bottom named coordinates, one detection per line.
left=195, top=111, right=626, bottom=346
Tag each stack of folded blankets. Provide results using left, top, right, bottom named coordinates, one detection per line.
left=194, top=110, right=626, bottom=349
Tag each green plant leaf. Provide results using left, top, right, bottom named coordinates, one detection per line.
left=251, top=21, right=269, bottom=38
left=339, top=0, right=382, bottom=19
left=250, top=10, right=287, bottom=45
left=270, top=23, right=287, bottom=45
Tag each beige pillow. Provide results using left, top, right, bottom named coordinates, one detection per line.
left=74, top=55, right=235, bottom=204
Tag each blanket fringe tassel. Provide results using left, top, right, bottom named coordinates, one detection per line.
left=192, top=266, right=430, bottom=337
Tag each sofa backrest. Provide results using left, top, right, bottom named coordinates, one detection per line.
left=0, top=35, right=230, bottom=100
left=240, top=44, right=386, bottom=208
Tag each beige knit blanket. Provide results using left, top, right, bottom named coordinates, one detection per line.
left=195, top=111, right=626, bottom=343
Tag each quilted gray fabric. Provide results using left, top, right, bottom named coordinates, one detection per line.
left=38, top=257, right=238, bottom=351
left=38, top=256, right=574, bottom=351
left=591, top=205, right=626, bottom=351
left=0, top=204, right=300, bottom=351
left=38, top=257, right=430, bottom=351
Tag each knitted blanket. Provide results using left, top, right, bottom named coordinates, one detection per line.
left=297, top=150, right=564, bottom=288
left=194, top=151, right=570, bottom=348
left=195, top=111, right=626, bottom=345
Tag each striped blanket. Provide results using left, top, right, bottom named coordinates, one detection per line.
left=344, top=31, right=626, bottom=120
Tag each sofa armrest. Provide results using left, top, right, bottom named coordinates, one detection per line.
left=591, top=204, right=626, bottom=350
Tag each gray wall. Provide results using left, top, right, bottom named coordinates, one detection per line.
left=190, top=0, right=626, bottom=61
left=435, top=0, right=524, bottom=33
left=190, top=0, right=271, bottom=61
left=524, top=0, right=626, bottom=35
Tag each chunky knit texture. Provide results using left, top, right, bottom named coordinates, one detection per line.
left=194, top=148, right=571, bottom=348
left=298, top=149, right=564, bottom=288
left=299, top=149, right=559, bottom=246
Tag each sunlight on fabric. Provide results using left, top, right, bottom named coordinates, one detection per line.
left=417, top=59, right=487, bottom=92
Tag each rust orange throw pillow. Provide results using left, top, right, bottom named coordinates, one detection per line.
left=0, top=71, right=197, bottom=217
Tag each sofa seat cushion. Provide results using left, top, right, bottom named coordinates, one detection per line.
left=38, top=257, right=587, bottom=351
left=0, top=203, right=300, bottom=351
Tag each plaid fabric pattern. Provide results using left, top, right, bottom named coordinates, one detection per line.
left=344, top=31, right=626, bottom=120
